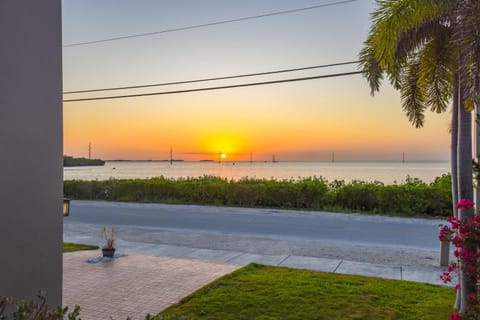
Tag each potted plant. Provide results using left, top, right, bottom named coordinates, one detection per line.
left=101, top=226, right=115, bottom=257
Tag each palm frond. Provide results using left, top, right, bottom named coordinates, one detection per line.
left=360, top=0, right=459, bottom=121
left=452, top=0, right=480, bottom=109
left=400, top=58, right=427, bottom=128
left=369, top=0, right=449, bottom=70
left=395, top=16, right=449, bottom=60
left=390, top=18, right=446, bottom=90
left=358, top=38, right=384, bottom=96
left=418, top=27, right=456, bottom=113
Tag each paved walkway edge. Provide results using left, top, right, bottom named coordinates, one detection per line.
left=65, top=240, right=450, bottom=287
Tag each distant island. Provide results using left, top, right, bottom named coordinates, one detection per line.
left=64, top=156, right=105, bottom=167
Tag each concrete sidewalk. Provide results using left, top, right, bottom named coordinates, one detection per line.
left=64, top=223, right=449, bottom=286
left=126, top=241, right=448, bottom=285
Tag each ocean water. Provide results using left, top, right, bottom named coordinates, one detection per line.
left=63, top=160, right=450, bottom=184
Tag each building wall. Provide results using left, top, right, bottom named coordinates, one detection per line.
left=0, top=1, right=63, bottom=306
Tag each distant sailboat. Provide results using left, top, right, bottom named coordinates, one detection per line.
left=272, top=154, right=278, bottom=163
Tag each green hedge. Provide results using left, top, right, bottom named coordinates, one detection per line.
left=64, top=174, right=452, bottom=217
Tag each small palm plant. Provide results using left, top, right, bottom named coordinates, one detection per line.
left=102, top=226, right=115, bottom=248
left=101, top=226, right=116, bottom=258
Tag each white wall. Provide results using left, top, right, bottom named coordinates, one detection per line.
left=0, top=0, right=63, bottom=306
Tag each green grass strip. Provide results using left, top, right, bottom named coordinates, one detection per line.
left=157, top=263, right=454, bottom=320
left=63, top=242, right=99, bottom=253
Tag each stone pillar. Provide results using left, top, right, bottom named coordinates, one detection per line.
left=440, top=241, right=450, bottom=267
left=0, top=0, right=63, bottom=306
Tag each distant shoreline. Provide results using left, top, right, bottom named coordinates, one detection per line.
left=102, top=159, right=449, bottom=163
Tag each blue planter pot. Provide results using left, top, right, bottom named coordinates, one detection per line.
left=102, top=248, right=116, bottom=258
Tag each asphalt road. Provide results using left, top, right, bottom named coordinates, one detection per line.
left=66, top=200, right=444, bottom=250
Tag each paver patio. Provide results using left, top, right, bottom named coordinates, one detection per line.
left=63, top=251, right=239, bottom=320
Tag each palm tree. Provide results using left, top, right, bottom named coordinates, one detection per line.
left=359, top=0, right=480, bottom=314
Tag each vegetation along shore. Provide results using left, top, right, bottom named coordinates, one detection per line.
left=64, top=174, right=452, bottom=217
left=64, top=155, right=105, bottom=167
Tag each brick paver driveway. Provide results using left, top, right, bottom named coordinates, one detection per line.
left=63, top=251, right=239, bottom=320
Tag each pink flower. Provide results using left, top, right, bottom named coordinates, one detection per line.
left=456, top=199, right=475, bottom=210
left=468, top=266, right=476, bottom=274
left=459, top=225, right=470, bottom=235
left=440, top=271, right=452, bottom=283
left=467, top=293, right=478, bottom=304
left=455, top=284, right=460, bottom=290
left=448, top=216, right=461, bottom=230
left=460, top=249, right=477, bottom=263
left=453, top=235, right=463, bottom=247
left=450, top=313, right=463, bottom=320
left=439, top=226, right=451, bottom=241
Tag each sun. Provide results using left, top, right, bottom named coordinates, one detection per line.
left=199, top=132, right=247, bottom=161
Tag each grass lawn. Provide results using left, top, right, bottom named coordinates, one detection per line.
left=157, top=263, right=454, bottom=320
left=63, top=242, right=99, bottom=253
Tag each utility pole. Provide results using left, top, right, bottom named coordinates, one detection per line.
left=88, top=143, right=91, bottom=160
left=170, top=147, right=173, bottom=165
left=332, top=152, right=335, bottom=163
left=250, top=152, right=253, bottom=164
left=402, top=152, right=405, bottom=163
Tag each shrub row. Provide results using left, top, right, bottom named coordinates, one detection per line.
left=64, top=174, right=453, bottom=217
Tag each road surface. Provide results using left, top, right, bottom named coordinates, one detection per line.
left=64, top=200, right=447, bottom=267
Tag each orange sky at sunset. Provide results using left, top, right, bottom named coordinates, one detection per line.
left=63, top=79, right=451, bottom=161
left=62, top=0, right=452, bottom=161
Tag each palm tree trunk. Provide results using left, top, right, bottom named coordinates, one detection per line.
left=457, top=96, right=474, bottom=214
left=476, top=75, right=480, bottom=202
left=457, top=83, right=475, bottom=314
left=451, top=76, right=461, bottom=310
left=452, top=75, right=459, bottom=218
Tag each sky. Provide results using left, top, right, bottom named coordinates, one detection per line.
left=62, top=0, right=451, bottom=161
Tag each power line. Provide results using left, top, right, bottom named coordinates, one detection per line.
left=63, top=61, right=359, bottom=94
left=63, top=71, right=362, bottom=103
left=64, top=0, right=360, bottom=47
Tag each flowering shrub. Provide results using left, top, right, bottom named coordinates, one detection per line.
left=0, top=292, right=81, bottom=319
left=439, top=199, right=479, bottom=320
left=456, top=199, right=476, bottom=210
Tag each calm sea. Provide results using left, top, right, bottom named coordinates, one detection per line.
left=63, top=161, right=450, bottom=184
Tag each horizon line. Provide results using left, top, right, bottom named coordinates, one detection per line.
left=99, top=159, right=450, bottom=163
